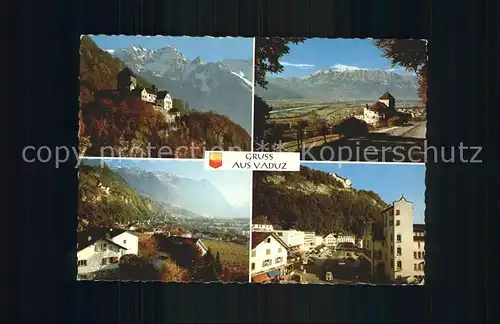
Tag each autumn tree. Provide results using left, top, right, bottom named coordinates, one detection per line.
left=254, top=37, right=306, bottom=144
left=159, top=259, right=188, bottom=282
left=373, top=39, right=428, bottom=105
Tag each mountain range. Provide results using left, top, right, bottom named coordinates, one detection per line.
left=111, top=165, right=248, bottom=219
left=257, top=69, right=419, bottom=101
left=106, top=45, right=253, bottom=133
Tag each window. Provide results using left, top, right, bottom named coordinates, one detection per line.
left=278, top=232, right=283, bottom=236
left=278, top=247, right=282, bottom=253
left=419, top=263, right=424, bottom=271
left=389, top=220, right=394, bottom=226
left=414, top=264, right=418, bottom=270
left=251, top=263, right=255, bottom=270
left=123, top=240, right=127, bottom=244
left=418, top=252, right=422, bottom=259
left=418, top=242, right=421, bottom=248
left=262, top=259, right=272, bottom=267
left=414, top=252, right=417, bottom=259
left=396, top=234, right=401, bottom=243
left=397, top=261, right=402, bottom=270
left=266, top=238, right=271, bottom=243
left=396, top=209, right=400, bottom=215
left=276, top=257, right=283, bottom=264
left=109, top=256, right=119, bottom=264
left=396, top=247, right=401, bottom=256
left=101, top=258, right=108, bottom=265
left=396, top=220, right=400, bottom=226
left=77, top=260, right=87, bottom=267
left=266, top=249, right=271, bottom=255
left=251, top=250, right=256, bottom=258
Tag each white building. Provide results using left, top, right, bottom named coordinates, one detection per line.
left=323, top=233, right=338, bottom=247
left=274, top=230, right=305, bottom=251
left=252, top=224, right=274, bottom=232
left=134, top=87, right=157, bottom=103
left=156, top=91, right=173, bottom=111
left=76, top=228, right=139, bottom=279
left=336, top=235, right=356, bottom=245
left=329, top=173, right=352, bottom=189
left=314, top=235, right=324, bottom=247
left=362, top=196, right=425, bottom=283
left=251, top=232, right=289, bottom=282
left=353, top=92, right=398, bottom=126
left=303, top=232, right=316, bottom=251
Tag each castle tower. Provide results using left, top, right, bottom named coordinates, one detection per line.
left=117, top=67, right=137, bottom=92
left=378, top=92, right=395, bottom=110
left=382, top=195, right=414, bottom=281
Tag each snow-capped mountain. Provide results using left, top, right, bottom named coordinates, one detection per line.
left=107, top=45, right=253, bottom=133
left=111, top=166, right=247, bottom=218
left=256, top=68, right=419, bottom=101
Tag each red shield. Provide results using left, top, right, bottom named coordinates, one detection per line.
left=208, top=153, right=223, bottom=169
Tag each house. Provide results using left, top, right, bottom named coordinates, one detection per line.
left=131, top=87, right=157, bottom=104
left=336, top=234, right=356, bottom=245
left=156, top=91, right=173, bottom=111
left=274, top=230, right=305, bottom=251
left=323, top=233, right=338, bottom=247
left=251, top=232, right=289, bottom=282
left=314, top=235, right=324, bottom=247
left=362, top=196, right=425, bottom=283
left=353, top=92, right=400, bottom=126
left=152, top=234, right=208, bottom=257
left=252, top=223, right=274, bottom=232
left=76, top=227, right=139, bottom=279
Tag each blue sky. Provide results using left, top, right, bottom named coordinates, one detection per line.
left=88, top=159, right=252, bottom=208
left=301, top=162, right=426, bottom=224
left=272, top=38, right=417, bottom=78
left=90, top=36, right=254, bottom=62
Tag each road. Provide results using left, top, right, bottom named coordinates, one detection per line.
left=304, top=122, right=427, bottom=162
left=380, top=122, right=427, bottom=139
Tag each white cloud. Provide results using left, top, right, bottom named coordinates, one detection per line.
left=331, top=64, right=361, bottom=71
left=280, top=61, right=316, bottom=69
left=386, top=68, right=397, bottom=72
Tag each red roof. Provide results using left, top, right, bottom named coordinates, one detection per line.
left=252, top=272, right=270, bottom=283
left=366, top=101, right=388, bottom=111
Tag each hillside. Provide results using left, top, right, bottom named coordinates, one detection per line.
left=78, top=36, right=251, bottom=157
left=257, top=69, right=419, bottom=101
left=252, top=166, right=388, bottom=236
left=78, top=163, right=165, bottom=231
left=79, top=36, right=152, bottom=92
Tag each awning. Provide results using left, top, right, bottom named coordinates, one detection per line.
left=268, top=269, right=281, bottom=278
left=252, top=272, right=270, bottom=283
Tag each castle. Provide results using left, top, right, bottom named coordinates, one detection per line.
left=353, top=92, right=405, bottom=126
left=117, top=67, right=180, bottom=123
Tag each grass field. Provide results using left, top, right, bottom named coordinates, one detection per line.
left=203, top=239, right=249, bottom=267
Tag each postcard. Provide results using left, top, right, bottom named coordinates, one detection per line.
left=77, top=158, right=251, bottom=282
left=250, top=162, right=425, bottom=285
left=253, top=38, right=428, bottom=163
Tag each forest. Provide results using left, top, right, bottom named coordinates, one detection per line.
left=252, top=166, right=388, bottom=236
left=77, top=164, right=165, bottom=231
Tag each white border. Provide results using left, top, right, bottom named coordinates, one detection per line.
left=250, top=37, right=256, bottom=150
left=301, top=160, right=426, bottom=166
